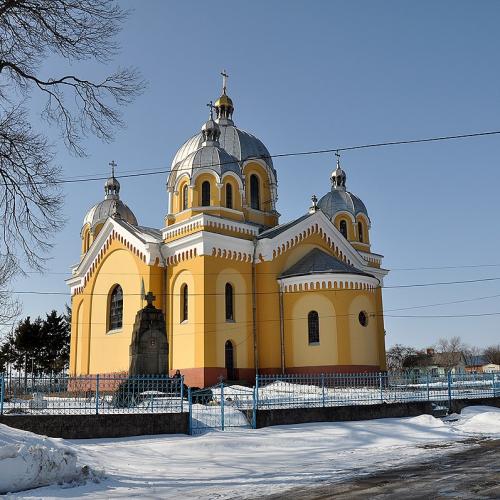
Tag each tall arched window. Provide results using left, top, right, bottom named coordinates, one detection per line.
left=308, top=311, right=319, bottom=344
left=181, top=284, right=188, bottom=322
left=225, top=183, right=233, bottom=209
left=201, top=181, right=211, bottom=206
left=250, top=174, right=260, bottom=210
left=225, top=283, right=234, bottom=321
left=109, top=285, right=123, bottom=331
left=182, top=184, right=188, bottom=211
left=339, top=220, right=348, bottom=239
left=358, top=221, right=364, bottom=243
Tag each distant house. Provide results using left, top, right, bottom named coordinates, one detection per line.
left=464, top=355, right=500, bottom=373
left=403, top=348, right=466, bottom=378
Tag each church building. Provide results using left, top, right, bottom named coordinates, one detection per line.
left=67, top=75, right=389, bottom=387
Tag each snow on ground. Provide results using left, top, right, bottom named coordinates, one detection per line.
left=2, top=405, right=499, bottom=499
left=0, top=425, right=81, bottom=494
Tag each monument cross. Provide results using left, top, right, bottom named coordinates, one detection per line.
left=144, top=291, right=156, bottom=307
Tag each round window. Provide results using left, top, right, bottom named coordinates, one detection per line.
left=358, top=311, right=368, bottom=327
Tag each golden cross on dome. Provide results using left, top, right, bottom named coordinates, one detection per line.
left=109, top=160, right=117, bottom=177
left=221, top=70, right=229, bottom=94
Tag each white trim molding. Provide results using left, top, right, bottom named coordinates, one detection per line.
left=278, top=273, right=380, bottom=293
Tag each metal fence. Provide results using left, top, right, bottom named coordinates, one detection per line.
left=0, top=373, right=185, bottom=415
left=188, top=383, right=255, bottom=435
left=255, top=371, right=500, bottom=409
left=1, top=371, right=499, bottom=431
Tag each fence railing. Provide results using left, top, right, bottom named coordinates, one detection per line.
left=0, top=373, right=186, bottom=415
left=255, top=371, right=500, bottom=409
left=1, top=371, right=499, bottom=419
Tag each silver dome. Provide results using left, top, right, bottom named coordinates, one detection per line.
left=318, top=189, right=369, bottom=220
left=167, top=144, right=241, bottom=190
left=171, top=124, right=274, bottom=173
left=83, top=198, right=138, bottom=230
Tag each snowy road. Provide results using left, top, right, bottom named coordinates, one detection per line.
left=267, top=439, right=500, bottom=499
left=4, top=406, right=500, bottom=499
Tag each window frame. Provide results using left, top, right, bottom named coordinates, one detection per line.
left=201, top=181, right=211, bottom=207
left=225, top=282, right=234, bottom=321
left=225, top=183, right=233, bottom=209
left=307, top=310, right=320, bottom=345
left=181, top=284, right=188, bottom=323
left=182, top=184, right=188, bottom=211
left=339, top=219, right=348, bottom=239
left=108, top=284, right=123, bottom=332
left=249, top=174, right=260, bottom=210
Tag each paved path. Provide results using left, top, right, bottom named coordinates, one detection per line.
left=263, top=439, right=500, bottom=499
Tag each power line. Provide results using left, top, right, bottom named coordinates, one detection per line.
left=3, top=129, right=500, bottom=187
left=9, top=275, right=500, bottom=296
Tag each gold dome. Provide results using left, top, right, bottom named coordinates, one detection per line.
left=215, top=93, right=233, bottom=108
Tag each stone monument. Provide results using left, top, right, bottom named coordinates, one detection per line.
left=129, top=292, right=168, bottom=375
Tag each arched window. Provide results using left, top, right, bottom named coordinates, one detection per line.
left=358, top=221, right=364, bottom=243
left=181, top=284, right=188, bottom=322
left=225, top=283, right=234, bottom=321
left=201, top=181, right=211, bottom=206
left=109, top=285, right=123, bottom=330
left=250, top=174, right=260, bottom=210
left=339, top=220, right=348, bottom=239
left=308, top=311, right=319, bottom=344
left=182, top=184, right=188, bottom=211
left=225, top=340, right=235, bottom=380
left=225, top=183, right=233, bottom=209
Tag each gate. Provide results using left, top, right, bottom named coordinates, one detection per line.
left=188, top=383, right=255, bottom=435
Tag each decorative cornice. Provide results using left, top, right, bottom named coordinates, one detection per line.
left=162, top=213, right=259, bottom=241
left=278, top=272, right=379, bottom=293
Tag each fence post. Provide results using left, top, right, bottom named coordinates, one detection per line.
left=0, top=374, right=4, bottom=416
left=188, top=387, right=192, bottom=435
left=220, top=383, right=225, bottom=431
left=180, top=376, right=184, bottom=413
left=95, top=374, right=100, bottom=415
left=426, top=372, right=430, bottom=401
left=321, top=373, right=325, bottom=407
left=447, top=371, right=452, bottom=407
left=252, top=386, right=257, bottom=429
left=255, top=374, right=259, bottom=410
left=379, top=372, right=383, bottom=403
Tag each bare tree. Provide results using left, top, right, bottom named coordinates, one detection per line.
left=484, top=345, right=500, bottom=365
left=435, top=336, right=466, bottom=373
left=386, top=344, right=418, bottom=371
left=0, top=0, right=144, bottom=272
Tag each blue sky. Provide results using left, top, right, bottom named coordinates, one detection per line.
left=10, top=0, right=500, bottom=348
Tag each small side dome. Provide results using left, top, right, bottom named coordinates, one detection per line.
left=83, top=161, right=138, bottom=232
left=318, top=156, right=369, bottom=221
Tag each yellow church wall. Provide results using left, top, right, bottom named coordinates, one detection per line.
left=348, top=293, right=380, bottom=366
left=170, top=268, right=197, bottom=370
left=69, top=239, right=165, bottom=375
left=254, top=233, right=385, bottom=372
left=284, top=292, right=338, bottom=367
left=212, top=261, right=252, bottom=370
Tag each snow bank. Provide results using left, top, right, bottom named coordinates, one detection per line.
left=0, top=424, right=79, bottom=494
left=453, top=405, right=500, bottom=436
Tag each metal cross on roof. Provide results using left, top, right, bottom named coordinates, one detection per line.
left=109, top=160, right=117, bottom=177
left=144, top=291, right=156, bottom=307
left=221, top=70, right=229, bottom=93
left=206, top=100, right=215, bottom=119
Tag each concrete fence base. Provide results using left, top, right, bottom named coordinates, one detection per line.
left=0, top=412, right=189, bottom=439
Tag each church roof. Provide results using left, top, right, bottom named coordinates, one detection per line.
left=258, top=213, right=312, bottom=239
left=280, top=248, right=372, bottom=279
